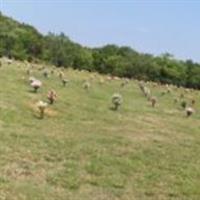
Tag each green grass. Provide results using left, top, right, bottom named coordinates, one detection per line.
left=0, top=58, right=200, bottom=200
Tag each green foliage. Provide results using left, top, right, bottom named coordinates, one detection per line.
left=181, top=100, right=187, bottom=109
left=1, top=13, right=200, bottom=89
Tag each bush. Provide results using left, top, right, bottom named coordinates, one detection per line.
left=47, top=90, right=57, bottom=104
left=181, top=100, right=187, bottom=109
left=185, top=107, right=194, bottom=117
left=31, top=79, right=42, bottom=92
left=112, top=93, right=123, bottom=110
left=37, top=101, right=48, bottom=118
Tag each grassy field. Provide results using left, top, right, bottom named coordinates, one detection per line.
left=0, top=58, right=200, bottom=200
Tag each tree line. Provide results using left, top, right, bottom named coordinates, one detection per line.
left=0, top=12, right=200, bottom=89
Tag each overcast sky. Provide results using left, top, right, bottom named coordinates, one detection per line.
left=1, top=0, right=200, bottom=62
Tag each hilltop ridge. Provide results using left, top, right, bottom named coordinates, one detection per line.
left=0, top=12, right=200, bottom=89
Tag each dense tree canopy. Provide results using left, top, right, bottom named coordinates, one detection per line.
left=0, top=12, right=200, bottom=88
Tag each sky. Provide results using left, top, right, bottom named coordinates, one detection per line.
left=1, top=0, right=200, bottom=62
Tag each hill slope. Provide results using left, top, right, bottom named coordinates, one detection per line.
left=0, top=58, right=200, bottom=199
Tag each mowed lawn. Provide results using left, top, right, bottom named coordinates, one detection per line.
left=0, top=59, right=200, bottom=200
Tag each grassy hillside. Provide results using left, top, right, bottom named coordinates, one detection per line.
left=0, top=58, right=200, bottom=200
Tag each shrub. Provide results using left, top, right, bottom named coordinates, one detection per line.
left=138, top=81, right=145, bottom=92
left=83, top=81, right=90, bottom=90
left=31, top=79, right=42, bottom=92
left=180, top=93, right=184, bottom=98
left=37, top=101, right=48, bottom=118
left=26, top=69, right=31, bottom=75
left=166, top=85, right=172, bottom=93
left=150, top=96, right=157, bottom=107
left=59, top=71, right=64, bottom=79
left=62, top=78, right=69, bottom=86
left=191, top=99, right=196, bottom=106
left=174, top=98, right=178, bottom=104
left=112, top=93, right=123, bottom=110
left=138, top=82, right=151, bottom=99
left=143, top=87, right=151, bottom=100
left=181, top=100, right=187, bottom=109
left=43, top=69, right=49, bottom=78
left=121, top=78, right=129, bottom=87
left=47, top=90, right=57, bottom=104
left=185, top=107, right=194, bottom=117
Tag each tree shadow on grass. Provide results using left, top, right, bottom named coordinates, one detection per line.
left=32, top=112, right=43, bottom=120
left=28, top=89, right=38, bottom=93
left=109, top=105, right=118, bottom=111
